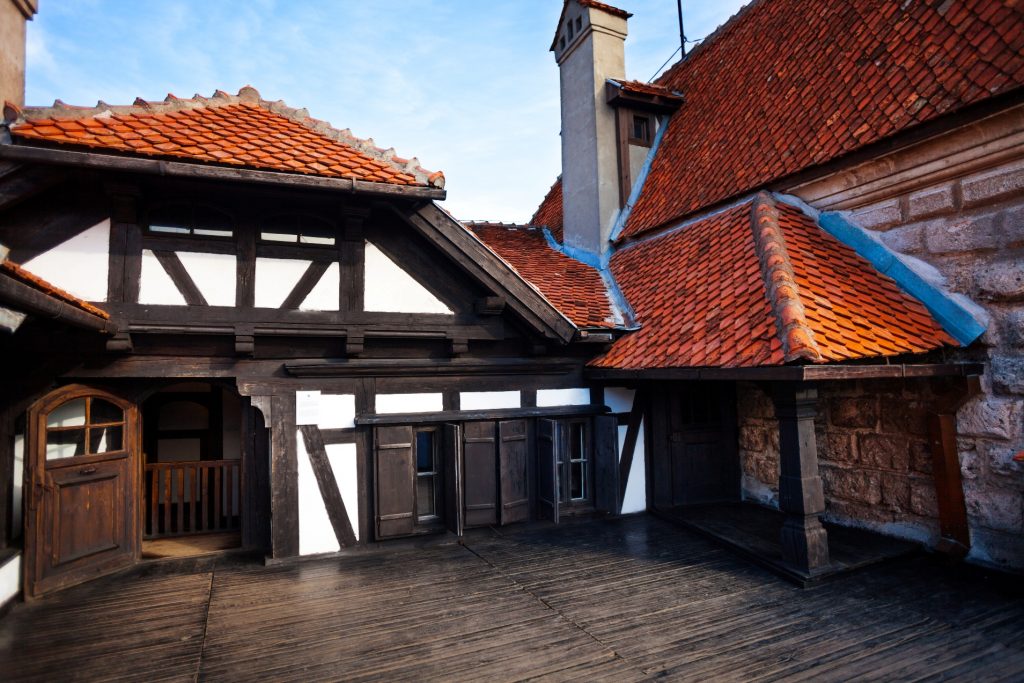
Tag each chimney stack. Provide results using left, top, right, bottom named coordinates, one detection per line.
left=1, top=0, right=38, bottom=109
left=552, top=0, right=630, bottom=258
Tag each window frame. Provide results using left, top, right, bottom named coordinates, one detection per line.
left=413, top=426, right=443, bottom=525
left=628, top=112, right=655, bottom=148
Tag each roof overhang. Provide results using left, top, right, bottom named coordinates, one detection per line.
left=605, top=81, right=684, bottom=115
left=0, top=142, right=447, bottom=201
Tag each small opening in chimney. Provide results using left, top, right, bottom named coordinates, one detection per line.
left=576, top=17, right=582, bottom=32
left=630, top=114, right=654, bottom=147
left=560, top=36, right=566, bottom=50
left=568, top=19, right=575, bottom=39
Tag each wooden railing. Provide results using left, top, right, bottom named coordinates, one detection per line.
left=144, top=460, right=241, bottom=538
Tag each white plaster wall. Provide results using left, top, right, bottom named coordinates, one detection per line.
left=318, top=393, right=356, bottom=429
left=460, top=391, right=521, bottom=410
left=176, top=251, right=236, bottom=307
left=23, top=220, right=110, bottom=302
left=12, top=433, right=23, bottom=538
left=255, top=257, right=310, bottom=309
left=618, top=421, right=646, bottom=514
left=363, top=243, right=453, bottom=314
left=537, top=388, right=591, bottom=407
left=300, top=262, right=340, bottom=311
left=327, top=443, right=359, bottom=540
left=296, top=430, right=340, bottom=556
left=375, top=393, right=444, bottom=414
left=0, top=553, right=20, bottom=607
left=139, top=249, right=186, bottom=305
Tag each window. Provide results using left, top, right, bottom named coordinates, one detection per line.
left=560, top=36, right=566, bottom=50
left=148, top=203, right=233, bottom=238
left=568, top=19, right=574, bottom=39
left=576, top=17, right=582, bottom=32
left=45, top=397, right=125, bottom=461
left=630, top=113, right=654, bottom=147
left=557, top=419, right=590, bottom=504
left=259, top=214, right=337, bottom=246
left=415, top=429, right=440, bottom=521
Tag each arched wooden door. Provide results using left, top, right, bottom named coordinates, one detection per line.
left=24, top=385, right=140, bottom=598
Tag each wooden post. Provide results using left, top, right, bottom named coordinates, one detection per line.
left=772, top=382, right=830, bottom=574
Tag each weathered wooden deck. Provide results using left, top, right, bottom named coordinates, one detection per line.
left=2, top=515, right=1023, bottom=682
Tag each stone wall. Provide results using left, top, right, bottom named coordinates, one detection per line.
left=737, top=376, right=1024, bottom=571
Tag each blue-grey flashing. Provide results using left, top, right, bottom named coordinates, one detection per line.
left=610, top=113, right=670, bottom=242
left=812, top=209, right=987, bottom=347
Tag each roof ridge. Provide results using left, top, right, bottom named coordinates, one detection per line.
left=3, top=86, right=444, bottom=188
left=749, top=192, right=822, bottom=363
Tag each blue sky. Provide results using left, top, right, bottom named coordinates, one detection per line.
left=26, top=1, right=749, bottom=222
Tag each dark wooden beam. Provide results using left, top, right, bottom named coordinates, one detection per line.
left=771, top=382, right=830, bottom=575
left=618, top=391, right=646, bottom=502
left=280, top=261, right=330, bottom=310
left=299, top=425, right=357, bottom=549
left=286, top=358, right=577, bottom=378
left=152, top=250, right=207, bottom=306
left=269, top=393, right=299, bottom=559
left=0, top=143, right=447, bottom=200
left=356, top=404, right=608, bottom=426
left=0, top=271, right=115, bottom=333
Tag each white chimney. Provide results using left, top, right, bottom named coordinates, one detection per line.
left=552, top=0, right=629, bottom=258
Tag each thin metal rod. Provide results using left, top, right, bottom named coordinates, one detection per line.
left=677, top=0, right=686, bottom=56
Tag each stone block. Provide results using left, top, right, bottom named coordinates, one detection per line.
left=975, top=257, right=1024, bottom=301
left=858, top=433, right=911, bottom=471
left=984, top=443, right=1024, bottom=478
left=825, top=498, right=893, bottom=525
left=992, top=355, right=1024, bottom=395
left=961, top=160, right=1024, bottom=208
left=739, top=424, right=769, bottom=452
left=910, top=482, right=939, bottom=517
left=828, top=397, right=878, bottom=428
left=957, top=396, right=1021, bottom=439
left=959, top=447, right=981, bottom=480
left=881, top=475, right=911, bottom=510
left=923, top=212, right=1001, bottom=255
left=821, top=465, right=882, bottom=505
left=851, top=198, right=902, bottom=231
left=736, top=383, right=775, bottom=419
left=880, top=398, right=930, bottom=437
left=999, top=309, right=1024, bottom=348
left=908, top=184, right=956, bottom=220
left=818, top=430, right=856, bottom=464
left=965, top=484, right=1023, bottom=533
left=910, top=439, right=933, bottom=474
left=880, top=224, right=925, bottom=254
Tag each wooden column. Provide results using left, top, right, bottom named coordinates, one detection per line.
left=269, top=393, right=299, bottom=559
left=772, top=382, right=830, bottom=574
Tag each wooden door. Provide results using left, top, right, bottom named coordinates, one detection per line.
left=443, top=423, right=464, bottom=537
left=537, top=419, right=560, bottom=524
left=374, top=425, right=415, bottom=539
left=498, top=420, right=529, bottom=525
left=24, top=385, right=139, bottom=599
left=667, top=385, right=740, bottom=506
left=462, top=421, right=497, bottom=527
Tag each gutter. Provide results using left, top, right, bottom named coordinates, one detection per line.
left=0, top=143, right=448, bottom=201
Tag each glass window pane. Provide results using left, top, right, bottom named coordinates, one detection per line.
left=193, top=228, right=233, bottom=238
left=416, top=432, right=434, bottom=473
left=570, top=423, right=584, bottom=461
left=90, top=398, right=123, bottom=425
left=260, top=232, right=297, bottom=243
left=149, top=225, right=190, bottom=234
left=90, top=425, right=123, bottom=454
left=571, top=461, right=584, bottom=500
left=46, top=429, right=86, bottom=460
left=193, top=206, right=233, bottom=235
left=47, top=399, right=87, bottom=428
left=417, top=477, right=435, bottom=517
left=299, top=234, right=335, bottom=246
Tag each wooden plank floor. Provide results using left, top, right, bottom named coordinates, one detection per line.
left=2, top=515, right=1022, bottom=681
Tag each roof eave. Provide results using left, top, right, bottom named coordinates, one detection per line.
left=0, top=141, right=448, bottom=201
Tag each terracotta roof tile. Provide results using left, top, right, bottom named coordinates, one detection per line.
left=466, top=222, right=617, bottom=329
left=623, top=0, right=1024, bottom=238
left=6, top=87, right=443, bottom=189
left=530, top=178, right=564, bottom=243
left=0, top=260, right=110, bottom=319
left=590, top=195, right=955, bottom=369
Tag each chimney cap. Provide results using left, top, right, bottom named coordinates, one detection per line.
left=550, top=0, right=632, bottom=53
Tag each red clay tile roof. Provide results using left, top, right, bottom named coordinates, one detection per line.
left=466, top=222, right=617, bottom=329
left=0, top=260, right=110, bottom=319
left=530, top=178, right=564, bottom=243
left=5, top=87, right=443, bottom=188
left=590, top=194, right=955, bottom=369
left=622, top=0, right=1024, bottom=239
left=608, top=79, right=682, bottom=100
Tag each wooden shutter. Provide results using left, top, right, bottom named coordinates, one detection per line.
left=537, top=419, right=560, bottom=524
left=593, top=415, right=620, bottom=515
left=443, top=423, right=464, bottom=537
left=374, top=425, right=415, bottom=539
left=498, top=419, right=529, bottom=525
left=462, top=421, right=497, bottom=527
